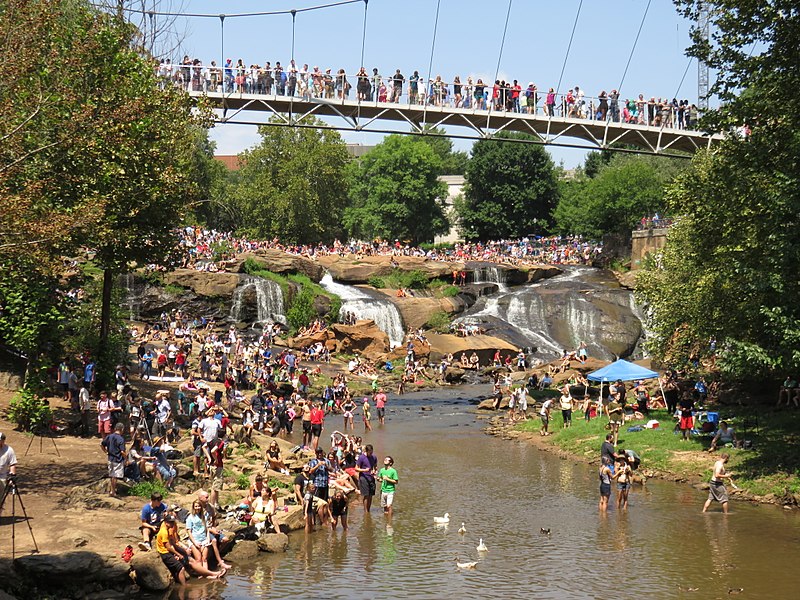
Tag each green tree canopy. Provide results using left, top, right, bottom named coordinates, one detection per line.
left=635, top=1, right=800, bottom=377
left=553, top=154, right=686, bottom=238
left=456, top=133, right=559, bottom=240
left=224, top=118, right=351, bottom=244
left=344, top=135, right=449, bottom=244
left=419, top=127, right=469, bottom=175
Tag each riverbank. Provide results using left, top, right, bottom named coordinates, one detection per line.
left=483, top=405, right=800, bottom=508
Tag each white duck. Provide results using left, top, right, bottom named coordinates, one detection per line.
left=476, top=538, right=488, bottom=553
left=458, top=522, right=467, bottom=534
left=455, top=557, right=477, bottom=569
left=433, top=513, right=450, bottom=525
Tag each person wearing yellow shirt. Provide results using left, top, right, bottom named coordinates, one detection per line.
left=156, top=514, right=226, bottom=584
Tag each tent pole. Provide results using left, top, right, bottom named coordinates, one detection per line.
left=658, top=378, right=667, bottom=410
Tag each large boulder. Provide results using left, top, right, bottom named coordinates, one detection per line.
left=426, top=332, right=520, bottom=364
left=226, top=540, right=260, bottom=561
left=232, top=250, right=324, bottom=282
left=272, top=505, right=306, bottom=532
left=163, top=269, right=244, bottom=298
left=331, top=321, right=390, bottom=362
left=316, top=255, right=464, bottom=284
left=14, top=551, right=130, bottom=587
left=130, top=549, right=172, bottom=591
left=287, top=329, right=335, bottom=350
left=256, top=533, right=289, bottom=553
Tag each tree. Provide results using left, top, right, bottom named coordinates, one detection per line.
left=419, top=127, right=469, bottom=175
left=225, top=117, right=351, bottom=244
left=456, top=133, right=559, bottom=240
left=344, top=135, right=449, bottom=244
left=635, top=2, right=800, bottom=377
left=553, top=154, right=686, bottom=238
left=0, top=1, right=207, bottom=383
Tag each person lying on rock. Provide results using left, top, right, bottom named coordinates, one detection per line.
left=156, top=514, right=226, bottom=583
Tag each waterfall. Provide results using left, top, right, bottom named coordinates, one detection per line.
left=472, top=265, right=509, bottom=292
left=231, top=277, right=286, bottom=325
left=319, top=273, right=405, bottom=348
left=455, top=266, right=643, bottom=361
left=122, top=273, right=138, bottom=321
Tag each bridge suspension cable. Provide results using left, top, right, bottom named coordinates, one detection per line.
left=617, top=0, right=652, bottom=97
left=556, top=0, right=583, bottom=94
left=97, top=0, right=364, bottom=19
left=422, top=0, right=443, bottom=128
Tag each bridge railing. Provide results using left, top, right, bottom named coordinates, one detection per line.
left=167, top=64, right=701, bottom=132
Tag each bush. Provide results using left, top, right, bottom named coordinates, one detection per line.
left=368, top=276, right=386, bottom=289
left=441, top=285, right=460, bottom=297
left=425, top=310, right=452, bottom=334
left=286, top=288, right=316, bottom=331
left=237, top=473, right=252, bottom=490
left=127, top=480, right=169, bottom=498
left=163, top=284, right=186, bottom=296
left=8, top=387, right=53, bottom=432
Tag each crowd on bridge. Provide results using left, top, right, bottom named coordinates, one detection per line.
left=170, top=226, right=602, bottom=275
left=157, top=56, right=700, bottom=130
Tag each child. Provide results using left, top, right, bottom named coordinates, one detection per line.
left=599, top=456, right=613, bottom=511
left=613, top=456, right=633, bottom=510
left=362, top=397, right=372, bottom=432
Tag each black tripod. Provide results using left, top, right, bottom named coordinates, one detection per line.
left=24, top=426, right=61, bottom=458
left=0, top=478, right=39, bottom=558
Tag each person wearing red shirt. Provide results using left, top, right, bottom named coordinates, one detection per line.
left=374, top=389, right=388, bottom=426
left=309, top=402, right=325, bottom=452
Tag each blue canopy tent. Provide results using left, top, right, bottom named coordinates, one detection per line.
left=587, top=360, right=663, bottom=406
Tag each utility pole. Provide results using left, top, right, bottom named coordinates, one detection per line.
left=697, top=1, right=710, bottom=111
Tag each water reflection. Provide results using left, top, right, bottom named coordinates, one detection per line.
left=168, top=391, right=800, bottom=600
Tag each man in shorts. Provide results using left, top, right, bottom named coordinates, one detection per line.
left=374, top=389, right=388, bottom=425
left=101, top=423, right=126, bottom=497
left=378, top=456, right=398, bottom=521
left=703, top=453, right=733, bottom=514
left=356, top=444, right=377, bottom=513
left=138, top=492, right=165, bottom=551
left=156, top=514, right=224, bottom=583
left=539, top=397, right=554, bottom=436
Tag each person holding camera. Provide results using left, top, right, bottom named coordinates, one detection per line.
left=0, top=431, right=18, bottom=510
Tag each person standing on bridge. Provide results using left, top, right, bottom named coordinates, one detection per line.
left=609, top=89, right=620, bottom=122
left=391, top=69, right=405, bottom=103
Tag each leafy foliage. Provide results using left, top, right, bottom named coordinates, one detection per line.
left=419, top=127, right=469, bottom=175
left=345, top=135, right=449, bottom=244
left=127, top=480, right=170, bottom=499
left=554, top=154, right=686, bottom=238
left=9, top=388, right=53, bottom=432
left=457, top=133, right=559, bottom=239
left=636, top=2, right=800, bottom=377
left=425, top=310, right=452, bottom=334
left=223, top=117, right=351, bottom=243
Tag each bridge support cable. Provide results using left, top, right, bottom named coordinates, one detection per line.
left=486, top=0, right=514, bottom=133
left=219, top=14, right=227, bottom=118
left=356, top=0, right=369, bottom=125
left=556, top=0, right=583, bottom=98
left=422, top=0, right=442, bottom=131
left=617, top=0, right=652, bottom=100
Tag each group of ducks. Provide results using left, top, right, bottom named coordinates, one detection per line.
left=433, top=513, right=547, bottom=570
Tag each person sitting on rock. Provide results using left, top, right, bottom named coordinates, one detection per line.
left=138, top=492, right=166, bottom=551
left=156, top=514, right=226, bottom=584
left=469, top=352, right=480, bottom=370
left=265, top=441, right=289, bottom=474
left=250, top=486, right=278, bottom=536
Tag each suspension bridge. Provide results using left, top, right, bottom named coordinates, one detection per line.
left=122, top=0, right=725, bottom=156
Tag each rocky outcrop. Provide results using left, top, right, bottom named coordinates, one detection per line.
left=273, top=505, right=306, bottom=532
left=426, top=332, right=520, bottom=363
left=231, top=250, right=324, bottom=282
left=316, top=255, right=463, bottom=284
left=526, top=265, right=562, bottom=282
left=163, top=269, right=244, bottom=297
left=130, top=550, right=172, bottom=591
left=331, top=321, right=391, bottom=361
left=256, top=533, right=290, bottom=553
left=14, top=551, right=131, bottom=588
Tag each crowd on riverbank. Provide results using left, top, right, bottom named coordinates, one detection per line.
left=159, top=56, right=699, bottom=129
left=173, top=226, right=601, bottom=273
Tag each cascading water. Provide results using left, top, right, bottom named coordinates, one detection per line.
left=455, top=266, right=642, bottom=362
left=231, top=277, right=286, bottom=325
left=319, top=273, right=405, bottom=348
left=472, top=265, right=509, bottom=292
left=122, top=273, right=138, bottom=321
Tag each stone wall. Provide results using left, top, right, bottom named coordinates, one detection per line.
left=631, top=228, right=668, bottom=270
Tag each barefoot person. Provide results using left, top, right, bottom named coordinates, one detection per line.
left=613, top=455, right=632, bottom=510
left=703, top=453, right=733, bottom=514
left=599, top=456, right=613, bottom=512
left=539, top=397, right=554, bottom=436
left=156, top=514, right=225, bottom=584
left=378, top=456, right=398, bottom=522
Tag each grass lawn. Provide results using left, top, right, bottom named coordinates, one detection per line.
left=516, top=406, right=800, bottom=499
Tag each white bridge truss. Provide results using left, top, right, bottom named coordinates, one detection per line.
left=190, top=90, right=723, bottom=156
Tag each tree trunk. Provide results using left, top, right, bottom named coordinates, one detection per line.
left=95, top=268, right=114, bottom=389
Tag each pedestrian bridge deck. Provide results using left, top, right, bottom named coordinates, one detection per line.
left=190, top=91, right=723, bottom=156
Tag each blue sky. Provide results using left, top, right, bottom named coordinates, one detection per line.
left=163, top=0, right=701, bottom=167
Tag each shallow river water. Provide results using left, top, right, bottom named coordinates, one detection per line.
left=170, top=387, right=800, bottom=600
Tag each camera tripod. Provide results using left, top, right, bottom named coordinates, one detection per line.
left=0, top=478, right=39, bottom=559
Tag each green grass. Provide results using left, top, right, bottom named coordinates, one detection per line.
left=425, top=310, right=451, bottom=333
left=516, top=406, right=800, bottom=498
left=368, top=270, right=431, bottom=290
left=163, top=283, right=187, bottom=296
left=268, top=477, right=291, bottom=490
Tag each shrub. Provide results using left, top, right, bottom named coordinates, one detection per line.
left=127, top=480, right=169, bottom=498
left=8, top=387, right=53, bottom=432
left=368, top=276, right=386, bottom=289
left=163, top=284, right=186, bottom=296
left=441, top=285, right=460, bottom=297
left=237, top=473, right=252, bottom=490
left=425, top=310, right=452, bottom=334
left=287, top=288, right=316, bottom=331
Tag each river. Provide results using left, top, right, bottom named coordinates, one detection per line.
left=171, top=387, right=800, bottom=600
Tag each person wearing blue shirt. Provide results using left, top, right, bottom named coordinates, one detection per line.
left=138, top=492, right=165, bottom=551
left=83, top=361, right=96, bottom=388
